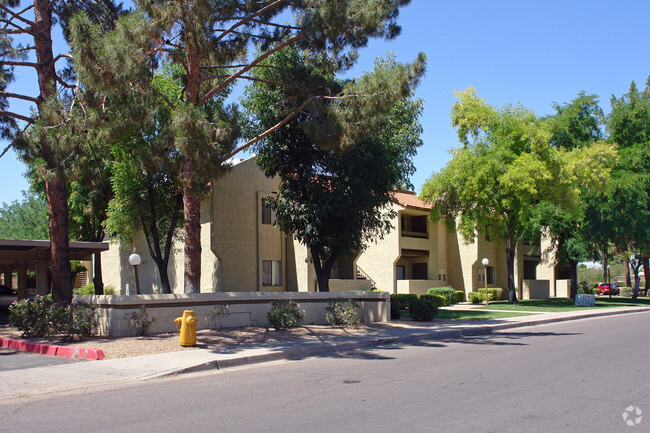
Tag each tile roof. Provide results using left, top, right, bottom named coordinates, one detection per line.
left=391, top=191, right=433, bottom=211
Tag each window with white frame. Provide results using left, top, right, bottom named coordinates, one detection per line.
left=262, top=260, right=282, bottom=286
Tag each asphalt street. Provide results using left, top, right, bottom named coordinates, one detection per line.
left=1, top=311, right=648, bottom=432
left=0, top=347, right=81, bottom=371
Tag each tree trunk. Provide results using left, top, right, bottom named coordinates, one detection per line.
left=316, top=272, right=330, bottom=292
left=505, top=234, right=518, bottom=303
left=46, top=176, right=72, bottom=304
left=625, top=257, right=631, bottom=287
left=569, top=259, right=578, bottom=300
left=34, top=0, right=72, bottom=303
left=310, top=247, right=338, bottom=292
left=602, top=256, right=608, bottom=284
left=183, top=179, right=201, bottom=293
left=159, top=264, right=172, bottom=294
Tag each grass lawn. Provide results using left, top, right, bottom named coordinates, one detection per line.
left=436, top=309, right=537, bottom=320
left=472, top=297, right=650, bottom=312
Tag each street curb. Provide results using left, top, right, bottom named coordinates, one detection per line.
left=158, top=306, right=650, bottom=377
left=0, top=337, right=106, bottom=360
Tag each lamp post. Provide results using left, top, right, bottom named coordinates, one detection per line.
left=607, top=264, right=612, bottom=300
left=481, top=257, right=489, bottom=306
left=129, top=253, right=142, bottom=295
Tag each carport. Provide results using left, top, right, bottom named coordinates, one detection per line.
left=0, top=239, right=109, bottom=299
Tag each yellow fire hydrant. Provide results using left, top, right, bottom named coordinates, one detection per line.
left=174, top=310, right=198, bottom=347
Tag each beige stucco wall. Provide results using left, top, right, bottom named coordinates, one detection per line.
left=102, top=200, right=217, bottom=294
left=447, top=229, right=559, bottom=298
left=522, top=279, right=551, bottom=299
left=536, top=234, right=557, bottom=294
left=212, top=156, right=296, bottom=292
left=396, top=280, right=443, bottom=295
left=449, top=232, right=503, bottom=295
left=355, top=203, right=401, bottom=293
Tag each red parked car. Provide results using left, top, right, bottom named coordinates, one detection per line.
left=598, top=283, right=620, bottom=295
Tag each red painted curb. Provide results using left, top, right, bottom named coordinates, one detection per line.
left=0, top=337, right=105, bottom=360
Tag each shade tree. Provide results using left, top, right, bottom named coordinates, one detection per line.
left=70, top=0, right=415, bottom=293
left=243, top=49, right=425, bottom=291
left=421, top=88, right=614, bottom=303
left=0, top=0, right=124, bottom=303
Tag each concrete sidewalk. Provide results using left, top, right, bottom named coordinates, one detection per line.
left=1, top=305, right=649, bottom=403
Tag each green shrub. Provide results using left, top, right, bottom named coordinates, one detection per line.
left=9, top=294, right=56, bottom=337
left=325, top=299, right=360, bottom=328
left=125, top=305, right=156, bottom=336
left=73, top=283, right=116, bottom=296
left=408, top=297, right=438, bottom=321
left=420, top=294, right=445, bottom=307
left=266, top=299, right=306, bottom=330
left=468, top=291, right=482, bottom=303
left=8, top=295, right=96, bottom=340
left=620, top=287, right=633, bottom=297
left=51, top=302, right=97, bottom=341
left=390, top=301, right=401, bottom=320
left=592, top=287, right=601, bottom=295
left=390, top=294, right=418, bottom=310
left=469, top=289, right=500, bottom=303
left=577, top=281, right=594, bottom=294
left=454, top=290, right=465, bottom=303
left=77, top=283, right=95, bottom=295
left=426, top=287, right=456, bottom=305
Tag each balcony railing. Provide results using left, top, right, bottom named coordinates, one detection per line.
left=401, top=230, right=428, bottom=239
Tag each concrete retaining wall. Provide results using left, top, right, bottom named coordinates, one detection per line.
left=75, top=291, right=390, bottom=337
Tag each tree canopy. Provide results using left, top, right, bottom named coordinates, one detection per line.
left=0, top=191, right=49, bottom=240
left=70, top=0, right=416, bottom=293
left=538, top=92, right=607, bottom=298
left=0, top=0, right=124, bottom=303
left=421, top=88, right=613, bottom=302
left=244, top=50, right=425, bottom=291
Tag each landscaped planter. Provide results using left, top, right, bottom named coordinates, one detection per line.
left=75, top=291, right=390, bottom=337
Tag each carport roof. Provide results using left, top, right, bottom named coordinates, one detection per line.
left=0, top=239, right=109, bottom=261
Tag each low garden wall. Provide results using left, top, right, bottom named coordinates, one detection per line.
left=521, top=279, right=551, bottom=300
left=75, top=291, right=390, bottom=337
left=555, top=279, right=570, bottom=297
left=396, top=280, right=442, bottom=295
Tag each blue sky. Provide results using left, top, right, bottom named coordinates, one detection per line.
left=2, top=0, right=650, bottom=205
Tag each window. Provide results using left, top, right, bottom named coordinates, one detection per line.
left=261, top=201, right=275, bottom=225
left=523, top=260, right=537, bottom=280
left=401, top=215, right=428, bottom=238
left=486, top=266, right=495, bottom=285
left=412, top=263, right=428, bottom=280
left=262, top=260, right=282, bottom=286
left=411, top=216, right=427, bottom=233
left=396, top=265, right=405, bottom=280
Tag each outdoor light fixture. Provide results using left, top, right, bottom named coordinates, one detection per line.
left=129, top=253, right=142, bottom=295
left=481, top=257, right=489, bottom=306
